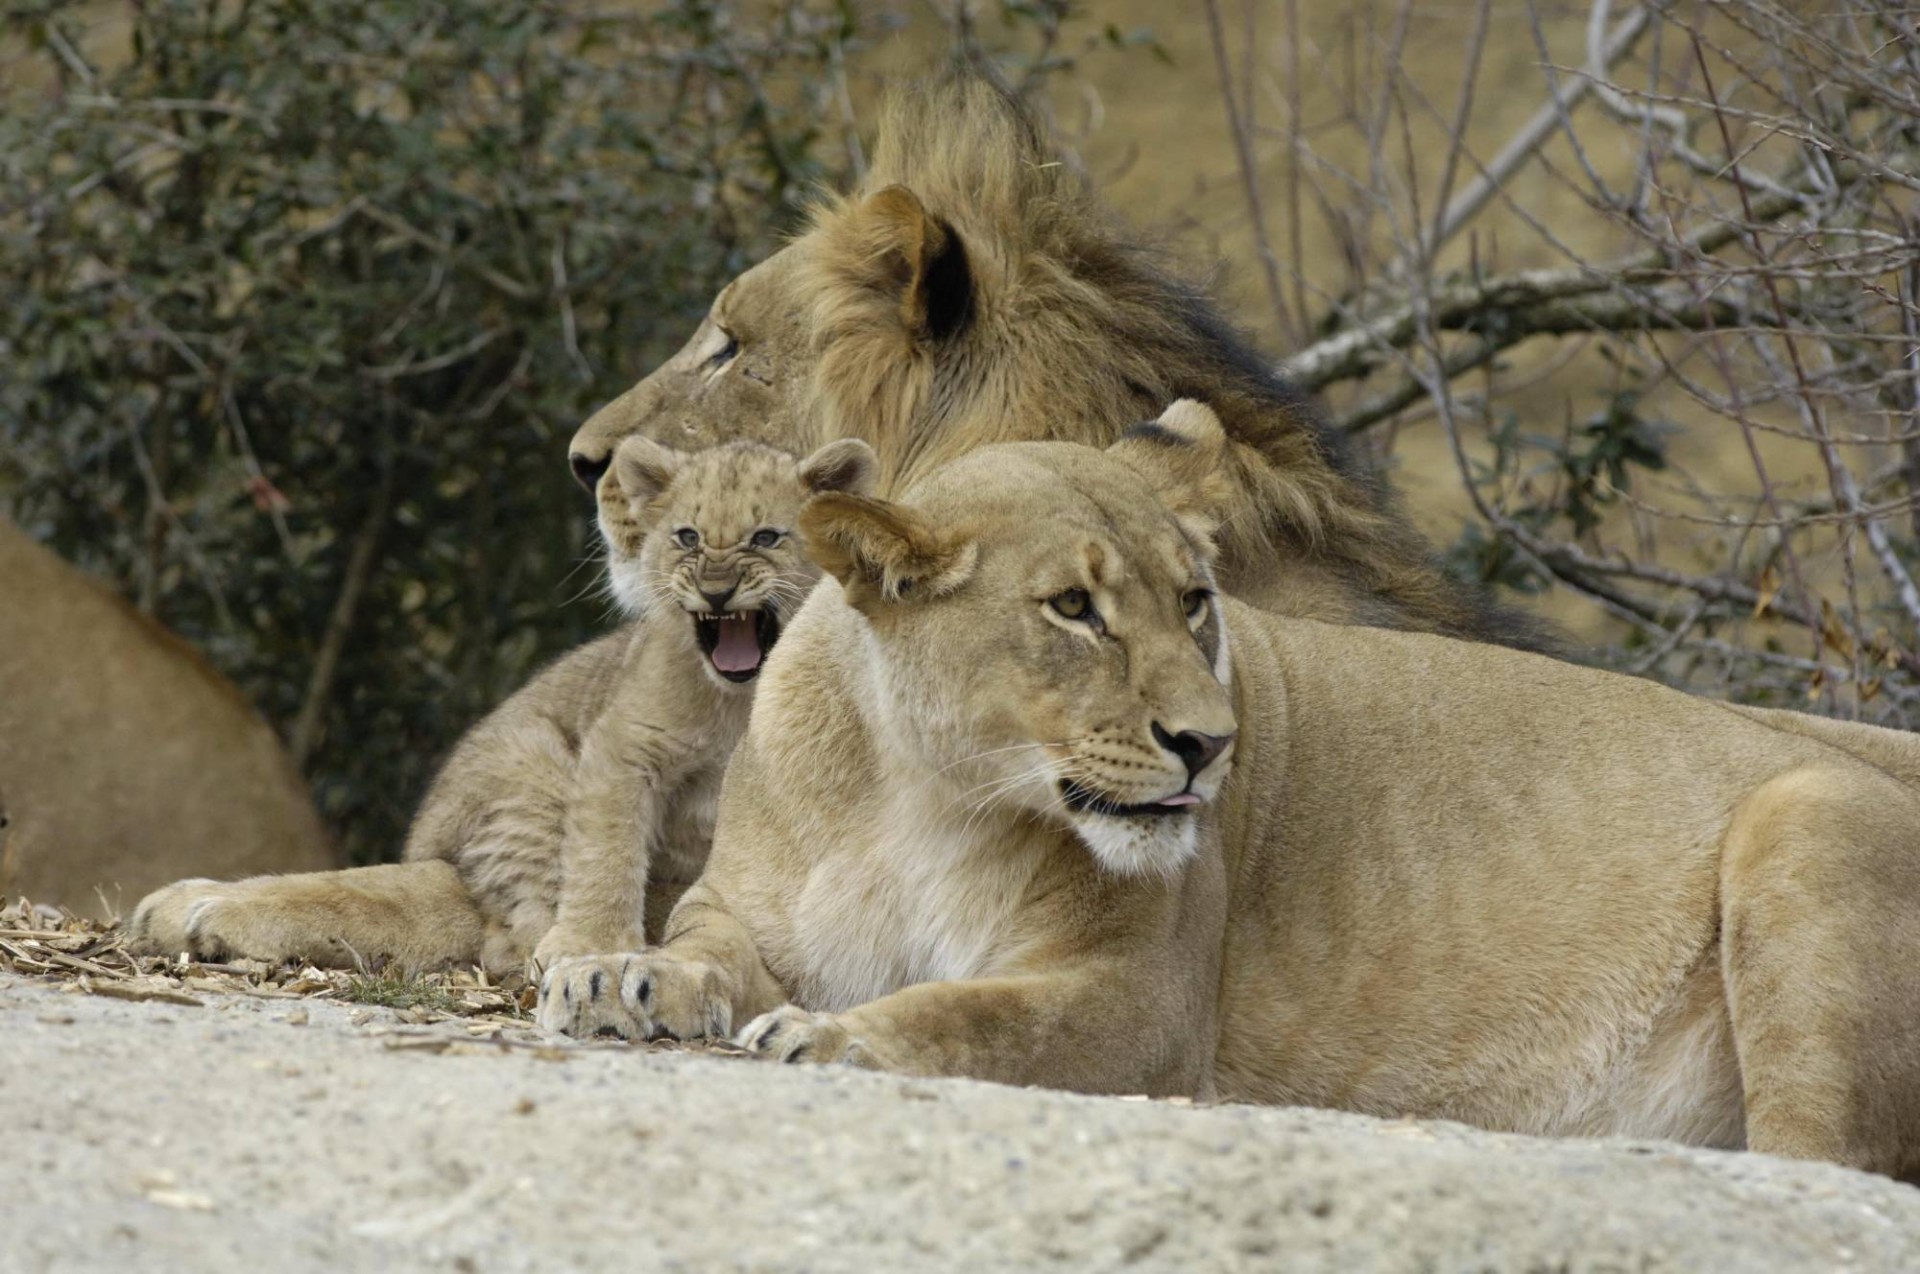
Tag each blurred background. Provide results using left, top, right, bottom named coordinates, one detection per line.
left=3, top=1, right=1916, bottom=898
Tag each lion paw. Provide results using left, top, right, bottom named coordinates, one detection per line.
left=736, top=1005, right=876, bottom=1067
left=127, top=879, right=234, bottom=959
left=534, top=951, right=733, bottom=1041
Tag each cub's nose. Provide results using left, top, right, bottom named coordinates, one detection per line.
left=700, top=585, right=737, bottom=613
left=570, top=451, right=610, bottom=494
left=1151, top=723, right=1235, bottom=779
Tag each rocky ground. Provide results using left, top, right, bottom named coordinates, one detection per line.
left=3, top=909, right=1919, bottom=1273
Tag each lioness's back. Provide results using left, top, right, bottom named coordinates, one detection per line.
left=0, top=520, right=334, bottom=914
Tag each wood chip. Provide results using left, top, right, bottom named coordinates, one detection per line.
left=35, top=948, right=133, bottom=980
left=80, top=978, right=204, bottom=1008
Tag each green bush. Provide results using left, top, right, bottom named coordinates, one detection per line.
left=0, top=0, right=865, bottom=862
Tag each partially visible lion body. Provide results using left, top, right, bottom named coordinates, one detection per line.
left=540, top=407, right=1920, bottom=1182
left=130, top=440, right=874, bottom=971
left=0, top=519, right=334, bottom=915
left=565, top=76, right=1545, bottom=647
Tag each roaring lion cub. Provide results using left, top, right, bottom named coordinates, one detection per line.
left=129, top=437, right=873, bottom=972
left=539, top=402, right=1920, bottom=1181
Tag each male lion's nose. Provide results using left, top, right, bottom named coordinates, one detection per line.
left=1151, top=723, right=1235, bottom=779
left=570, top=451, right=610, bottom=494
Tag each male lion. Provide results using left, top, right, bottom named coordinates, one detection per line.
left=538, top=401, right=1920, bottom=1183
left=130, top=438, right=873, bottom=971
left=564, top=74, right=1546, bottom=648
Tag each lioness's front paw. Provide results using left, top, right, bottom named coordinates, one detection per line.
left=736, top=1005, right=877, bottom=1068
left=127, top=879, right=231, bottom=958
left=534, top=951, right=734, bottom=1041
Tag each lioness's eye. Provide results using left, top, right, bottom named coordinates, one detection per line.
left=750, top=528, right=782, bottom=549
left=1049, top=589, right=1094, bottom=622
left=1183, top=588, right=1213, bottom=620
left=674, top=527, right=700, bottom=549
left=708, top=328, right=740, bottom=369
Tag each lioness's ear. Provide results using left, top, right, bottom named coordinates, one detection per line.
left=1107, top=399, right=1233, bottom=527
left=797, top=438, right=878, bottom=497
left=800, top=492, right=976, bottom=609
left=839, top=185, right=974, bottom=342
left=613, top=436, right=682, bottom=509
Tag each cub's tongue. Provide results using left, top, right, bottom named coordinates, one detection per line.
left=711, top=616, right=763, bottom=673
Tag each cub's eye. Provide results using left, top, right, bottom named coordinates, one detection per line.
left=674, top=528, right=700, bottom=550
left=1183, top=588, right=1213, bottom=621
left=750, top=528, right=783, bottom=549
left=1049, top=589, right=1094, bottom=622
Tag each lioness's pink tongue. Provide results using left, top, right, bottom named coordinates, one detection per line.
left=712, top=616, right=763, bottom=673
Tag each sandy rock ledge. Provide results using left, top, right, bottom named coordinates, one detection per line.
left=2, top=972, right=1916, bottom=1273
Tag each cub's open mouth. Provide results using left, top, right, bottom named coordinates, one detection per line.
left=692, top=608, right=781, bottom=683
left=1059, top=779, right=1201, bottom=818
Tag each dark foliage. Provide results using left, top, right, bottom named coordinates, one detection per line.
left=1, top=0, right=867, bottom=861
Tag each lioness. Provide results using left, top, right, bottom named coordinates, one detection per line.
left=0, top=519, right=335, bottom=915
left=130, top=437, right=874, bottom=972
left=563, top=74, right=1546, bottom=648
left=539, top=402, right=1920, bottom=1182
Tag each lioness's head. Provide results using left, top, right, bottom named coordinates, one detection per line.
left=601, top=437, right=875, bottom=686
left=799, top=400, right=1239, bottom=876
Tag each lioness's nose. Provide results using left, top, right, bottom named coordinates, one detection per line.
left=570, top=451, right=610, bottom=494
left=1151, top=723, right=1235, bottom=779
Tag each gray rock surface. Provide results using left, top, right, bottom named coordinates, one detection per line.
left=3, top=972, right=1917, bottom=1273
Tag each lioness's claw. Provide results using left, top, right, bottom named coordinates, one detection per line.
left=534, top=951, right=731, bottom=1041
left=736, top=1005, right=864, bottom=1066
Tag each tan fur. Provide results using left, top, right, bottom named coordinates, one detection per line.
left=564, top=75, right=1547, bottom=649
left=541, top=403, right=1920, bottom=1183
left=128, top=440, right=874, bottom=972
left=0, top=519, right=335, bottom=917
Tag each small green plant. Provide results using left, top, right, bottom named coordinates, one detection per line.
left=342, top=971, right=464, bottom=1015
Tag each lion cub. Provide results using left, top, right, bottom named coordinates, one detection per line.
left=128, top=436, right=874, bottom=972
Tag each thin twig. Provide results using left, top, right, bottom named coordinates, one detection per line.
left=1201, top=0, right=1295, bottom=344
left=288, top=462, right=397, bottom=769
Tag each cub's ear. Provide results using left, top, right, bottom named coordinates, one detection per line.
left=797, top=438, right=878, bottom=498
left=832, top=185, right=974, bottom=343
left=799, top=492, right=976, bottom=610
left=1107, top=399, right=1233, bottom=528
left=613, top=436, right=682, bottom=509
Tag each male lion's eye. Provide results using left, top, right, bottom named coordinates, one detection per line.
left=1049, top=589, right=1094, bottom=622
left=1183, top=588, right=1213, bottom=621
left=750, top=528, right=782, bottom=549
left=674, top=527, right=700, bottom=550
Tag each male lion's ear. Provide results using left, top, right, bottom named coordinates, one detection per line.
left=800, top=492, right=976, bottom=609
left=796, top=438, right=878, bottom=498
left=842, top=185, right=974, bottom=343
left=613, top=436, right=682, bottom=509
left=1107, top=399, right=1234, bottom=528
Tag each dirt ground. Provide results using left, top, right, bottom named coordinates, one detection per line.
left=5, top=970, right=1919, bottom=1274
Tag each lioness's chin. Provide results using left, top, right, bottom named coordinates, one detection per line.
left=1069, top=814, right=1199, bottom=878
